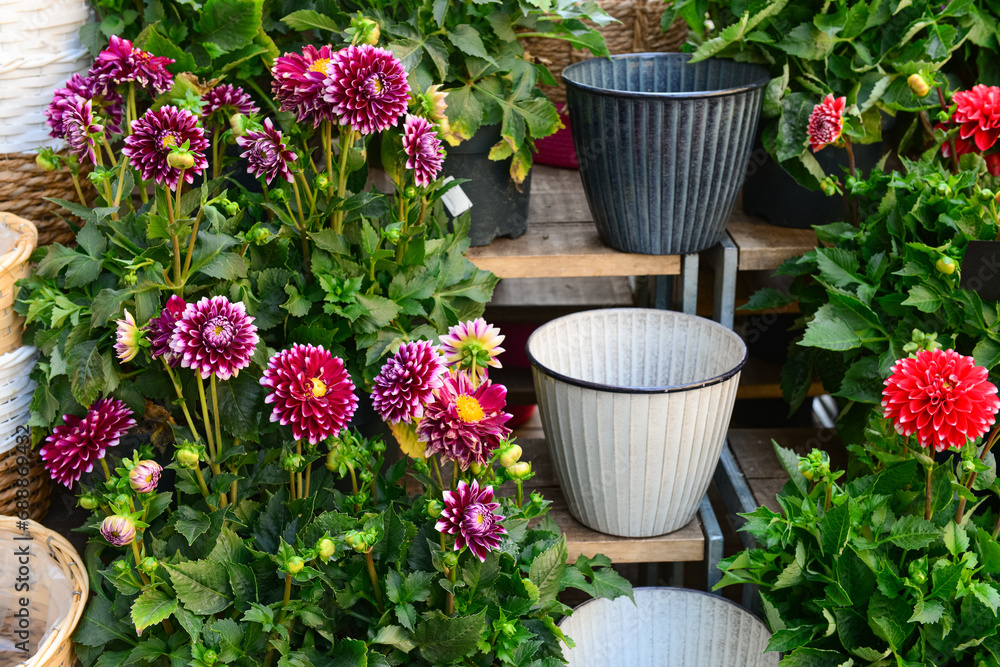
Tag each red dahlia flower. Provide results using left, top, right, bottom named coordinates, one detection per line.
left=807, top=94, right=846, bottom=153
left=169, top=296, right=259, bottom=380
left=953, top=85, right=1000, bottom=152
left=123, top=106, right=209, bottom=190
left=324, top=45, right=410, bottom=135
left=90, top=35, right=174, bottom=95
left=41, top=398, right=136, bottom=487
left=882, top=348, right=1000, bottom=452
left=435, top=480, right=507, bottom=562
left=403, top=114, right=444, bottom=186
left=271, top=45, right=339, bottom=126
left=371, top=340, right=446, bottom=424
left=260, top=344, right=359, bottom=444
left=237, top=118, right=297, bottom=184
left=417, top=371, right=512, bottom=469
left=146, top=295, right=187, bottom=367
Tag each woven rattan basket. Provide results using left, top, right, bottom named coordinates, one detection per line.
left=0, top=155, right=80, bottom=247
left=0, top=516, right=88, bottom=666
left=525, top=0, right=689, bottom=106
left=0, top=213, right=37, bottom=351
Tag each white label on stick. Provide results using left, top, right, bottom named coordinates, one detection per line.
left=440, top=177, right=473, bottom=217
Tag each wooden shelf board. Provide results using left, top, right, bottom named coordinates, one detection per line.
left=510, top=437, right=705, bottom=563
left=727, top=213, right=818, bottom=272
left=736, top=356, right=824, bottom=400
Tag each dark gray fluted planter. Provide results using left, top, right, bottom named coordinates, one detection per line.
left=563, top=54, right=769, bottom=255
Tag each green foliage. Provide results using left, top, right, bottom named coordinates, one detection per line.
left=717, top=421, right=1000, bottom=666
left=665, top=0, right=1000, bottom=189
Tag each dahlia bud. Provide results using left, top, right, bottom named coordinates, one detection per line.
left=426, top=499, right=443, bottom=518
left=222, top=199, right=240, bottom=217
left=909, top=557, right=928, bottom=585
left=247, top=223, right=272, bottom=245
left=316, top=537, right=336, bottom=560
left=167, top=151, right=195, bottom=170
left=140, top=556, right=158, bottom=575
left=421, top=84, right=449, bottom=125
left=325, top=450, right=338, bottom=472
left=35, top=152, right=58, bottom=172
left=371, top=439, right=386, bottom=454
left=345, top=530, right=368, bottom=553
left=508, top=461, right=532, bottom=480
left=350, top=16, right=380, bottom=45
left=499, top=444, right=522, bottom=469
left=269, top=187, right=288, bottom=204
left=286, top=556, right=305, bottom=574
left=100, top=515, right=136, bottom=547
left=962, top=460, right=976, bottom=473
left=79, top=494, right=100, bottom=510
left=129, top=460, right=162, bottom=494
left=501, top=622, right=517, bottom=637
left=283, top=454, right=305, bottom=471
left=469, top=462, right=483, bottom=475
left=820, top=177, right=840, bottom=197
left=123, top=271, right=138, bottom=286
left=113, top=559, right=129, bottom=573
left=907, top=73, right=931, bottom=98
left=176, top=445, right=201, bottom=468
left=798, top=457, right=815, bottom=481
left=936, top=257, right=957, bottom=275
left=202, top=650, right=218, bottom=666
left=979, top=188, right=996, bottom=202
left=382, top=225, right=401, bottom=244
left=315, top=173, right=331, bottom=191
left=403, top=186, right=418, bottom=199
left=443, top=551, right=459, bottom=569
left=230, top=113, right=250, bottom=137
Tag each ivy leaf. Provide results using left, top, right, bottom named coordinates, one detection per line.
left=164, top=561, right=233, bottom=615
left=413, top=610, right=486, bottom=664
left=131, top=589, right=178, bottom=635
left=195, top=0, right=263, bottom=52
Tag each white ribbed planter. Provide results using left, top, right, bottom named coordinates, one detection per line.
left=0, top=0, right=91, bottom=54
left=560, top=588, right=778, bottom=666
left=0, top=346, right=37, bottom=455
left=527, top=309, right=746, bottom=537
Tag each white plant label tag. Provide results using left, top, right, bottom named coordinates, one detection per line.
left=440, top=177, right=473, bottom=217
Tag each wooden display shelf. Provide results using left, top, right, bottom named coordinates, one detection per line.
left=509, top=436, right=706, bottom=564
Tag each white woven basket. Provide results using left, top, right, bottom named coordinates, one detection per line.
left=0, top=0, right=91, bottom=55
left=0, top=346, right=37, bottom=457
left=0, top=50, right=92, bottom=153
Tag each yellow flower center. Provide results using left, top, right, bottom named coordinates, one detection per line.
left=474, top=513, right=485, bottom=525
left=212, top=324, right=225, bottom=336
left=308, top=58, right=332, bottom=73
left=161, top=134, right=178, bottom=148
left=456, top=395, right=485, bottom=423
left=311, top=377, right=327, bottom=398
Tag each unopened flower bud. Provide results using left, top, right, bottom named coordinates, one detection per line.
left=316, top=537, right=336, bottom=560
left=426, top=499, right=443, bottom=518
left=350, top=16, right=380, bottom=45
left=101, top=515, right=136, bottom=547
left=315, top=173, right=331, bottom=191
left=962, top=460, right=976, bottom=472
left=140, top=556, right=158, bottom=575
left=202, top=649, right=218, bottom=666
left=936, top=257, right=957, bottom=275
left=129, top=460, right=162, bottom=494
left=403, top=186, right=418, bottom=199
left=325, top=450, right=338, bottom=472
left=283, top=453, right=305, bottom=471
left=79, top=494, right=100, bottom=510
left=113, top=559, right=129, bottom=573
left=345, top=530, right=368, bottom=552
left=443, top=551, right=459, bottom=569
left=35, top=152, right=58, bottom=172
left=500, top=444, right=522, bottom=469
left=908, top=73, right=930, bottom=98
left=177, top=446, right=201, bottom=468
left=123, top=271, right=138, bottom=286
left=509, top=461, right=532, bottom=480
left=230, top=113, right=250, bottom=137
left=820, top=177, right=839, bottom=197
left=286, top=556, right=305, bottom=574
left=167, top=151, right=195, bottom=170
left=223, top=200, right=239, bottom=217
left=469, top=462, right=483, bottom=475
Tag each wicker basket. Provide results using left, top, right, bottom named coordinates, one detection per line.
left=525, top=0, right=689, bottom=106
left=0, top=214, right=37, bottom=350
left=0, top=0, right=91, bottom=55
left=0, top=155, right=81, bottom=247
left=0, top=516, right=88, bottom=666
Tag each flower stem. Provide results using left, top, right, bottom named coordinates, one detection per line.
left=926, top=461, right=935, bottom=521
left=70, top=171, right=87, bottom=206
left=296, top=440, right=304, bottom=500
left=289, top=468, right=297, bottom=502
left=112, top=156, right=130, bottom=211
left=212, top=135, right=222, bottom=182
left=163, top=360, right=201, bottom=442
left=100, top=458, right=112, bottom=482
left=957, top=427, right=1000, bottom=522
left=194, top=465, right=217, bottom=510
left=843, top=138, right=858, bottom=225
left=937, top=86, right=960, bottom=175
left=445, top=564, right=456, bottom=615
left=451, top=461, right=458, bottom=490
left=333, top=130, right=355, bottom=234
left=127, top=84, right=137, bottom=136
left=181, top=207, right=203, bottom=280
left=196, top=375, right=218, bottom=468
left=130, top=540, right=149, bottom=585
left=210, top=373, right=224, bottom=464
left=165, top=184, right=182, bottom=288
left=515, top=480, right=523, bottom=508
left=365, top=549, right=384, bottom=613
left=324, top=121, right=335, bottom=199
left=304, top=462, right=312, bottom=498
left=431, top=456, right=445, bottom=491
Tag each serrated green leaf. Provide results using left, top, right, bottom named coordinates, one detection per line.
left=195, top=0, right=263, bottom=52
left=887, top=515, right=939, bottom=550
left=164, top=561, right=232, bottom=615
left=131, top=589, right=178, bottom=635
left=281, top=9, right=340, bottom=32
left=413, top=610, right=486, bottom=664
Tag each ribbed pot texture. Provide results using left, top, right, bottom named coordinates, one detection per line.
left=563, top=53, right=768, bottom=255
left=560, top=588, right=778, bottom=666
left=527, top=309, right=747, bottom=537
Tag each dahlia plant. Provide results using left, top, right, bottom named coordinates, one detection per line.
left=718, top=350, right=1000, bottom=665
left=26, top=32, right=630, bottom=667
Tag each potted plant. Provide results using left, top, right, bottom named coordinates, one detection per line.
left=664, top=0, right=1000, bottom=228
left=26, top=33, right=633, bottom=666
left=717, top=347, right=1000, bottom=665
left=279, top=1, right=615, bottom=245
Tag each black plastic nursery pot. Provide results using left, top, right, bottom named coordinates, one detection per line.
left=562, top=53, right=769, bottom=255
left=440, top=124, right=531, bottom=247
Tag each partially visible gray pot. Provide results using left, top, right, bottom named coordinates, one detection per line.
left=440, top=124, right=531, bottom=247
left=563, top=53, right=768, bottom=255
left=527, top=309, right=747, bottom=537
left=560, top=587, right=778, bottom=666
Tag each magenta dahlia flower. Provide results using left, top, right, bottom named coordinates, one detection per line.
left=403, top=114, right=444, bottom=186
left=882, top=348, right=1000, bottom=452
left=169, top=296, right=259, bottom=381
left=147, top=295, right=187, bottom=367
left=271, top=45, right=339, bottom=126
left=64, top=98, right=104, bottom=165
left=128, top=460, right=162, bottom=494
left=114, top=309, right=142, bottom=363
left=123, top=106, right=209, bottom=190
left=237, top=118, right=297, bottom=184
left=90, top=35, right=174, bottom=95
left=45, top=74, right=91, bottom=139
left=324, top=45, right=410, bottom=135
left=435, top=480, right=506, bottom=562
left=953, top=85, right=1000, bottom=152
left=417, top=372, right=512, bottom=469
left=260, top=344, right=359, bottom=444
left=807, top=94, right=846, bottom=153
left=438, top=318, right=505, bottom=380
left=202, top=84, right=259, bottom=126
left=101, top=515, right=136, bottom=547
left=371, top=340, right=446, bottom=424
left=40, top=398, right=137, bottom=488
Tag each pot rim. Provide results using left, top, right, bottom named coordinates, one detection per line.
left=562, top=52, right=771, bottom=100
left=558, top=586, right=774, bottom=634
left=525, top=308, right=748, bottom=395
